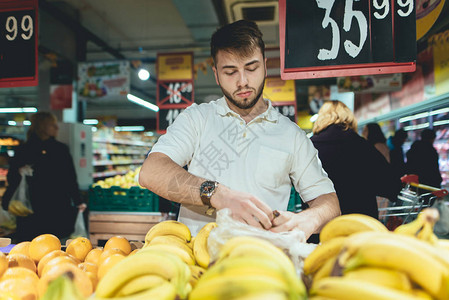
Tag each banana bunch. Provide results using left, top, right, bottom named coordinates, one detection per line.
left=8, top=200, right=33, bottom=217
left=41, top=274, right=86, bottom=300
left=305, top=211, right=449, bottom=300
left=93, top=247, right=191, bottom=300
left=189, top=236, right=307, bottom=300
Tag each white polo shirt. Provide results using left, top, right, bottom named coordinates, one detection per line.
left=151, top=97, right=335, bottom=235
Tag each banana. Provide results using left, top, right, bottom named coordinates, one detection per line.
left=319, top=214, right=388, bottom=242
left=148, top=235, right=193, bottom=255
left=395, top=208, right=440, bottom=245
left=114, top=275, right=167, bottom=297
left=303, top=236, right=346, bottom=275
left=437, top=239, right=449, bottom=251
left=310, top=277, right=429, bottom=300
left=144, top=220, right=191, bottom=244
left=193, top=222, right=217, bottom=268
left=94, top=281, right=176, bottom=300
left=233, top=291, right=289, bottom=300
left=189, top=274, right=293, bottom=300
left=343, top=267, right=412, bottom=292
left=188, top=265, right=206, bottom=287
left=95, top=248, right=189, bottom=298
left=312, top=255, right=339, bottom=282
left=141, top=243, right=195, bottom=265
left=188, top=236, right=195, bottom=249
left=341, top=234, right=448, bottom=298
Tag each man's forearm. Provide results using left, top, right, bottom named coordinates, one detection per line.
left=304, top=192, right=341, bottom=234
left=139, top=152, right=204, bottom=206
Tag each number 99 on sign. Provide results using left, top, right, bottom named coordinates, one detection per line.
left=5, top=15, right=33, bottom=41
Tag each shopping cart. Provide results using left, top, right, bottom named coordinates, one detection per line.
left=378, top=174, right=449, bottom=230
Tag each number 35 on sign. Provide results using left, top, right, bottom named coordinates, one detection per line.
left=279, top=0, right=416, bottom=80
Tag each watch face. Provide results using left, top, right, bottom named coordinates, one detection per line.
left=201, top=181, right=216, bottom=196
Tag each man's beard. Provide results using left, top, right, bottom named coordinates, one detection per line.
left=219, top=78, right=265, bottom=110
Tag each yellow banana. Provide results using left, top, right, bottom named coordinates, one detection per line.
left=233, top=291, right=289, bottom=300
left=319, top=214, right=388, bottom=243
left=343, top=267, right=412, bottom=292
left=113, top=274, right=167, bottom=297
left=193, top=222, right=217, bottom=268
left=303, top=236, right=346, bottom=275
left=147, top=235, right=193, bottom=256
left=187, top=236, right=195, bottom=249
left=310, top=277, right=428, bottom=300
left=94, top=281, right=176, bottom=300
left=312, top=255, right=339, bottom=282
left=95, top=248, right=189, bottom=298
left=437, top=239, right=449, bottom=251
left=144, top=220, right=191, bottom=244
left=188, top=265, right=206, bottom=287
left=7, top=203, right=23, bottom=217
left=395, top=208, right=440, bottom=245
left=141, top=243, right=195, bottom=265
left=189, top=274, right=293, bottom=300
left=341, top=235, right=448, bottom=298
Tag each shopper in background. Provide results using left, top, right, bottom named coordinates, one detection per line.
left=139, top=20, right=340, bottom=238
left=311, top=101, right=402, bottom=220
left=362, top=122, right=391, bottom=162
left=389, top=129, right=408, bottom=180
left=406, top=129, right=442, bottom=188
left=2, top=112, right=86, bottom=242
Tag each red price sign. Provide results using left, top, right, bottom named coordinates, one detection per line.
left=0, top=0, right=38, bottom=87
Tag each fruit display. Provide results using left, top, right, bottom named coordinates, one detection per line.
left=306, top=208, right=449, bottom=299
left=2, top=209, right=449, bottom=299
left=92, top=167, right=142, bottom=189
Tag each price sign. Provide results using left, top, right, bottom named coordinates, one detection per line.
left=273, top=102, right=297, bottom=123
left=279, top=0, right=416, bottom=80
left=157, top=108, right=185, bottom=134
left=157, top=80, right=194, bottom=108
left=0, top=0, right=38, bottom=87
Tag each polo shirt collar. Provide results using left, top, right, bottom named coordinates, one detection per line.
left=216, top=96, right=278, bottom=123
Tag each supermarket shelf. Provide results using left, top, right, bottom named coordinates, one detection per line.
left=93, top=170, right=129, bottom=178
left=93, top=160, right=143, bottom=166
left=93, top=138, right=151, bottom=147
left=93, top=150, right=147, bottom=155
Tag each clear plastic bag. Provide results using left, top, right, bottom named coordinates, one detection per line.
left=432, top=200, right=449, bottom=237
left=8, top=165, right=33, bottom=217
left=70, top=210, right=88, bottom=238
left=207, top=209, right=317, bottom=275
left=0, top=208, right=16, bottom=230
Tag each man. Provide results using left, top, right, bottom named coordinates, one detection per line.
left=406, top=129, right=442, bottom=188
left=139, top=20, right=340, bottom=237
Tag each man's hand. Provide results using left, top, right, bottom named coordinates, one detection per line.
left=211, top=185, right=274, bottom=230
left=270, top=210, right=316, bottom=239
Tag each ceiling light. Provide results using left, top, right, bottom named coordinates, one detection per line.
left=8, top=121, right=17, bottom=126
left=114, top=126, right=145, bottom=132
left=138, top=68, right=150, bottom=81
left=23, top=120, right=31, bottom=125
left=83, top=119, right=99, bottom=125
left=0, top=107, right=37, bottom=113
left=127, top=94, right=159, bottom=112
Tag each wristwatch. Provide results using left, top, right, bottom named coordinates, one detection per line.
left=200, top=180, right=219, bottom=215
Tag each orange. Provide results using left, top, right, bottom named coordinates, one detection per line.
left=8, top=241, right=31, bottom=257
left=97, top=253, right=125, bottom=280
left=104, top=236, right=131, bottom=255
left=0, top=278, right=38, bottom=300
left=38, top=263, right=93, bottom=298
left=0, top=252, right=7, bottom=277
left=66, top=237, right=92, bottom=262
left=37, top=250, right=70, bottom=277
left=85, top=271, right=98, bottom=291
left=40, top=255, right=80, bottom=277
left=1, top=267, right=39, bottom=287
left=29, top=234, right=61, bottom=264
left=84, top=248, right=103, bottom=265
left=78, top=262, right=98, bottom=274
left=6, top=254, right=36, bottom=273
left=98, top=248, right=126, bottom=266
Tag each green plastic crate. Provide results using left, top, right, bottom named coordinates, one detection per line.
left=89, top=186, right=159, bottom=212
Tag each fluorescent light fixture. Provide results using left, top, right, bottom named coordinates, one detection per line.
left=138, top=68, right=150, bottom=81
left=144, top=131, right=154, bottom=136
left=127, top=94, right=159, bottom=112
left=23, top=120, right=31, bottom=125
left=310, top=114, right=318, bottom=122
left=8, top=121, right=17, bottom=126
left=0, top=107, right=37, bottom=113
left=399, top=112, right=429, bottom=123
left=91, top=127, right=98, bottom=132
left=114, top=126, right=145, bottom=132
left=83, top=119, right=99, bottom=125
left=430, top=107, right=449, bottom=116
left=404, top=122, right=429, bottom=131
left=434, top=119, right=449, bottom=126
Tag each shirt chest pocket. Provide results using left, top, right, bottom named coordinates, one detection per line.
left=255, top=146, right=291, bottom=189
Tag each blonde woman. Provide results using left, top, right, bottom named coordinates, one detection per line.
left=310, top=101, right=401, bottom=221
left=2, top=112, right=86, bottom=242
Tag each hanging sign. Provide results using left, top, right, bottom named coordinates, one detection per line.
left=263, top=77, right=297, bottom=122
left=0, top=0, right=38, bottom=88
left=279, top=0, right=417, bottom=80
left=157, top=52, right=194, bottom=133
